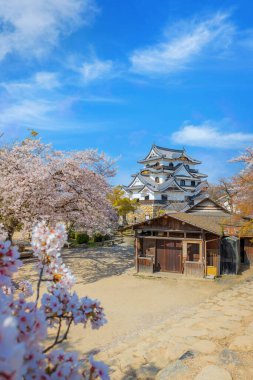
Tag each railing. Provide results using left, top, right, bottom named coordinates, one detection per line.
left=137, top=256, right=154, bottom=273
left=184, top=261, right=204, bottom=277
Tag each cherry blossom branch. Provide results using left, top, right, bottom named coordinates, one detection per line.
left=43, top=318, right=62, bottom=353
left=46, top=315, right=73, bottom=320
left=0, top=222, right=109, bottom=379
left=35, top=266, right=44, bottom=307
left=43, top=317, right=73, bottom=353
left=57, top=317, right=73, bottom=343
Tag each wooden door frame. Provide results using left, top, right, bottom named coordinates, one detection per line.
left=183, top=240, right=203, bottom=262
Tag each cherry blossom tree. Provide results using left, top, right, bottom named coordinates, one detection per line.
left=0, top=138, right=117, bottom=240
left=208, top=178, right=235, bottom=212
left=0, top=222, right=109, bottom=379
left=231, top=147, right=253, bottom=234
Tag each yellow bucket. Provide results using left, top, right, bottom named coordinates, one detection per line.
left=207, top=266, right=217, bottom=277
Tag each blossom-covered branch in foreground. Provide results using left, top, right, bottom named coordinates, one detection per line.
left=0, top=222, right=110, bottom=380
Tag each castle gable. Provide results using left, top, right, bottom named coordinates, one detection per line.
left=174, top=164, right=195, bottom=178
left=146, top=148, right=160, bottom=160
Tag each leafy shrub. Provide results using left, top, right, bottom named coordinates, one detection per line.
left=93, top=233, right=103, bottom=242
left=75, top=232, right=89, bottom=244
left=93, top=233, right=111, bottom=242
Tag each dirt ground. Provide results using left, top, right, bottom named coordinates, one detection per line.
left=16, top=238, right=253, bottom=361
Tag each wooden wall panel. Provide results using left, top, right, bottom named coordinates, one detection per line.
left=136, top=216, right=200, bottom=232
left=244, top=238, right=253, bottom=264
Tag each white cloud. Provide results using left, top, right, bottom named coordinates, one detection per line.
left=0, top=0, right=97, bottom=60
left=130, top=12, right=235, bottom=75
left=0, top=72, right=122, bottom=104
left=0, top=98, right=110, bottom=132
left=79, top=95, right=123, bottom=103
left=0, top=99, right=56, bottom=128
left=0, top=71, right=121, bottom=132
left=34, top=72, right=60, bottom=89
left=0, top=72, right=60, bottom=96
left=171, top=120, right=253, bottom=149
left=79, top=59, right=115, bottom=83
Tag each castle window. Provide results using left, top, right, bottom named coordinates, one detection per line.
left=180, top=180, right=185, bottom=186
left=145, top=195, right=149, bottom=200
left=155, top=177, right=160, bottom=183
left=161, top=194, right=168, bottom=201
left=191, top=181, right=195, bottom=187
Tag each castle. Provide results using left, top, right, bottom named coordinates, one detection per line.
left=123, top=144, right=208, bottom=221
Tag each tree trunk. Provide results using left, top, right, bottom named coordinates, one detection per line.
left=7, top=227, right=15, bottom=243
left=122, top=214, right=128, bottom=225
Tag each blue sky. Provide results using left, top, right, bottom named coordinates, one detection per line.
left=0, top=0, right=253, bottom=185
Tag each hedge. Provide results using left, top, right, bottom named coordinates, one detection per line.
left=75, top=232, right=89, bottom=244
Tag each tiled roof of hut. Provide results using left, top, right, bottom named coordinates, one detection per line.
left=167, top=213, right=230, bottom=236
left=131, top=211, right=229, bottom=236
left=127, top=209, right=252, bottom=238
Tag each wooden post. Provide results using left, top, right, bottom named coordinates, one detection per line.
left=154, top=239, right=157, bottom=272
left=135, top=236, right=139, bottom=272
left=200, top=230, right=204, bottom=262
left=201, top=231, right=205, bottom=277
left=204, top=240, right=207, bottom=277
left=218, top=238, right=221, bottom=276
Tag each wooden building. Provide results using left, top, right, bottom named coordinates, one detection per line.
left=132, top=198, right=253, bottom=278
left=134, top=213, right=223, bottom=277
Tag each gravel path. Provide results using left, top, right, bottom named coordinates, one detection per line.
left=99, top=276, right=253, bottom=380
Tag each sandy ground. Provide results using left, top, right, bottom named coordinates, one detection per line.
left=16, top=238, right=253, bottom=362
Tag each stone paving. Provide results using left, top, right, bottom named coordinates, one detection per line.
left=96, top=278, right=253, bottom=379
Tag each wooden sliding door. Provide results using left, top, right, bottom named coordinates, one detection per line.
left=156, top=239, right=182, bottom=272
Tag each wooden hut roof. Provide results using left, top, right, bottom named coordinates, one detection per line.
left=167, top=213, right=228, bottom=236
left=131, top=212, right=231, bottom=236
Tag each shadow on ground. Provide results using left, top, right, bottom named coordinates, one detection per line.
left=111, top=362, right=161, bottom=380
left=17, top=243, right=135, bottom=285
left=61, top=245, right=135, bottom=284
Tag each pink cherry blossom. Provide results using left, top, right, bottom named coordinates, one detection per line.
left=0, top=240, right=22, bottom=289
left=0, top=223, right=109, bottom=379
left=18, top=280, right=34, bottom=297
left=89, top=356, right=110, bottom=380
left=0, top=138, right=117, bottom=240
left=0, top=315, right=25, bottom=380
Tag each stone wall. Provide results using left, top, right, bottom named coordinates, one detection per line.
left=126, top=203, right=166, bottom=224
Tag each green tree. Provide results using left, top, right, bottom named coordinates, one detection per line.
left=108, top=186, right=139, bottom=225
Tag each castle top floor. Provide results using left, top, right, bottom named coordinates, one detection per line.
left=138, top=145, right=201, bottom=166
